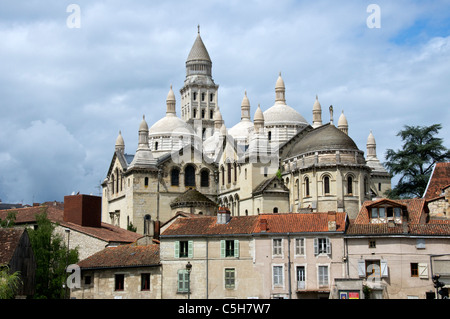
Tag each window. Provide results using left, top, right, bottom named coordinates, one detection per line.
left=410, top=263, right=419, bottom=277
left=221, top=240, right=239, bottom=258
left=416, top=239, right=426, bottom=249
left=273, top=239, right=282, bottom=256
left=177, top=270, right=190, bottom=293
left=273, top=207, right=278, bottom=213
left=347, top=176, right=353, bottom=195
left=193, top=92, right=197, bottom=101
left=227, top=163, right=232, bottom=184
left=115, top=274, right=124, bottom=291
left=141, top=273, right=151, bottom=291
left=144, top=214, right=151, bottom=235
left=234, top=162, right=237, bottom=182
left=297, top=266, right=306, bottom=289
left=268, top=131, right=272, bottom=141
left=210, top=110, right=213, bottom=119
left=225, top=268, right=235, bottom=289
left=314, top=238, right=331, bottom=255
left=358, top=259, right=388, bottom=279
left=171, top=168, right=180, bottom=186
left=175, top=240, right=193, bottom=258
left=369, top=240, right=376, bottom=248
left=201, top=92, right=205, bottom=101
left=323, top=176, right=330, bottom=194
left=144, top=177, right=149, bottom=187
left=295, top=238, right=305, bottom=255
left=318, top=266, right=329, bottom=287
left=155, top=141, right=158, bottom=151
left=84, top=276, right=92, bottom=286
left=305, top=177, right=310, bottom=197
left=200, top=169, right=209, bottom=187
left=210, top=93, right=214, bottom=102
left=221, top=166, right=225, bottom=185
left=193, top=108, right=197, bottom=118
left=273, top=266, right=283, bottom=286
left=201, top=109, right=205, bottom=118
left=185, top=165, right=196, bottom=187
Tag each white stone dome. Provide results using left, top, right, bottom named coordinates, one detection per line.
left=263, top=103, right=308, bottom=126
left=148, top=115, right=194, bottom=136
left=228, top=119, right=253, bottom=141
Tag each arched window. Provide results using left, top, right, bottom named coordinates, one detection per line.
left=144, top=214, right=151, bottom=235
left=111, top=174, right=115, bottom=194
left=227, top=162, right=232, bottom=184
left=155, top=142, right=158, bottom=151
left=268, top=131, right=272, bottom=141
left=273, top=207, right=278, bottom=213
left=185, top=165, right=196, bottom=187
left=221, top=166, right=225, bottom=185
left=201, top=169, right=209, bottom=187
left=305, top=177, right=310, bottom=197
left=323, top=176, right=330, bottom=195
left=171, top=168, right=180, bottom=186
left=193, top=108, right=197, bottom=118
left=144, top=177, right=149, bottom=187
left=347, top=176, right=353, bottom=195
left=233, top=162, right=237, bottom=182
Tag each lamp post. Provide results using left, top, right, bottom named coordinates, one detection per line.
left=186, top=261, right=192, bottom=299
left=65, top=228, right=70, bottom=299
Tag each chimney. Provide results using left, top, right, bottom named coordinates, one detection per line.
left=217, top=206, right=231, bottom=224
left=260, top=218, right=268, bottom=232
left=327, top=211, right=337, bottom=231
left=64, top=194, right=101, bottom=228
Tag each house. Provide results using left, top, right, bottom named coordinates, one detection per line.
left=339, top=198, right=450, bottom=299
left=71, top=243, right=161, bottom=299
left=424, top=162, right=450, bottom=220
left=159, top=207, right=348, bottom=299
left=0, top=228, right=36, bottom=298
left=0, top=194, right=143, bottom=261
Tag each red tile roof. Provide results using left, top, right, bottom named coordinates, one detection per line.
left=161, top=212, right=347, bottom=237
left=0, top=228, right=26, bottom=265
left=354, top=198, right=426, bottom=225
left=77, top=244, right=160, bottom=269
left=0, top=204, right=141, bottom=244
left=424, top=162, right=450, bottom=200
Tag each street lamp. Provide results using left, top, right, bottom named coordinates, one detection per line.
left=186, top=261, right=192, bottom=299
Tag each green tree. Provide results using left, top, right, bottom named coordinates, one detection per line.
left=0, top=211, right=17, bottom=228
left=0, top=265, right=22, bottom=299
left=384, top=124, right=450, bottom=199
left=28, top=209, right=79, bottom=299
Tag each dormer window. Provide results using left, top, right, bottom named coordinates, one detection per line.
left=369, top=201, right=405, bottom=224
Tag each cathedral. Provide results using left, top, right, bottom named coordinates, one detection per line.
left=101, top=28, right=391, bottom=235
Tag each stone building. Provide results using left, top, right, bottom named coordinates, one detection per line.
left=101, top=28, right=391, bottom=235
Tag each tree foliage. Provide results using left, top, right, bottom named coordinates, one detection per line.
left=0, top=211, right=17, bottom=228
left=384, top=124, right=450, bottom=198
left=28, top=209, right=79, bottom=299
left=0, top=265, right=22, bottom=299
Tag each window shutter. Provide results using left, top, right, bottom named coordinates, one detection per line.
left=358, top=260, right=366, bottom=277
left=234, top=240, right=239, bottom=258
left=380, top=260, right=388, bottom=278
left=326, top=238, right=331, bottom=254
left=220, top=240, right=225, bottom=258
left=174, top=241, right=180, bottom=258
left=314, top=238, right=318, bottom=255
left=418, top=263, right=428, bottom=279
left=188, top=240, right=193, bottom=258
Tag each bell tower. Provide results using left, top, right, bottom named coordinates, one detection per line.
left=180, top=26, right=219, bottom=140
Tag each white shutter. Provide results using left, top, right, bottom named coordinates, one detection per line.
left=326, top=238, right=331, bottom=255
left=188, top=240, right=193, bottom=258
left=418, top=263, right=429, bottom=279
left=220, top=240, right=225, bottom=258
left=174, top=241, right=180, bottom=258
left=358, top=260, right=366, bottom=277
left=234, top=240, right=239, bottom=258
left=380, top=260, right=388, bottom=278
left=314, top=238, right=318, bottom=255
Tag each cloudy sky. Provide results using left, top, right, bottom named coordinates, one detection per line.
left=0, top=0, right=449, bottom=205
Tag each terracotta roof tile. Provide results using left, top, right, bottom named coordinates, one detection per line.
left=161, top=212, right=347, bottom=237
left=77, top=244, right=160, bottom=269
left=424, top=162, right=450, bottom=200
left=0, top=228, right=25, bottom=265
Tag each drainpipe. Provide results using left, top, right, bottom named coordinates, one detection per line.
left=206, top=237, right=209, bottom=299
left=288, top=233, right=292, bottom=299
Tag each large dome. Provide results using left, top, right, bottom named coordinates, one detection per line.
left=263, top=103, right=308, bottom=127
left=228, top=119, right=253, bottom=140
left=148, top=115, right=194, bottom=136
left=288, top=123, right=359, bottom=156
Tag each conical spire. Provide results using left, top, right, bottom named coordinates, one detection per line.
left=166, top=85, right=176, bottom=115
left=254, top=104, right=264, bottom=133
left=275, top=72, right=286, bottom=104
left=312, top=95, right=322, bottom=128
left=187, top=26, right=211, bottom=63
left=241, top=90, right=251, bottom=120
left=129, top=115, right=156, bottom=168
left=115, top=130, right=125, bottom=153
left=367, top=130, right=377, bottom=158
